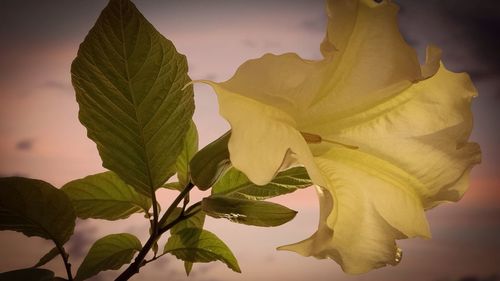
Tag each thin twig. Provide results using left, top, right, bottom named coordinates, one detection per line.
left=158, top=182, right=195, bottom=228
left=114, top=182, right=196, bottom=281
left=151, top=192, right=160, bottom=235
left=55, top=244, right=73, bottom=281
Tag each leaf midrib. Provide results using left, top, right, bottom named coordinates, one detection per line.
left=221, top=171, right=310, bottom=196
left=118, top=0, right=156, bottom=193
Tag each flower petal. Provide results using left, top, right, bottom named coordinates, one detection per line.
left=201, top=81, right=327, bottom=187
left=214, top=53, right=329, bottom=116
left=280, top=147, right=430, bottom=274
left=420, top=45, right=443, bottom=79
left=202, top=0, right=425, bottom=137
left=306, top=0, right=421, bottom=122
left=307, top=63, right=481, bottom=208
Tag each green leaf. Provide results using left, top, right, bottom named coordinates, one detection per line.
left=169, top=210, right=206, bottom=275
left=62, top=172, right=151, bottom=220
left=213, top=166, right=312, bottom=200
left=71, top=0, right=194, bottom=196
left=75, top=233, right=142, bottom=281
left=0, top=268, right=54, bottom=281
left=184, top=262, right=194, bottom=276
left=202, top=196, right=297, bottom=227
left=33, top=247, right=60, bottom=268
left=190, top=132, right=231, bottom=190
left=164, top=228, right=241, bottom=273
left=176, top=121, right=198, bottom=187
left=0, top=177, right=76, bottom=245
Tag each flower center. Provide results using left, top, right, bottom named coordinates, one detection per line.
left=300, top=132, right=358, bottom=149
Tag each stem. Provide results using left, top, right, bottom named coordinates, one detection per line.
left=114, top=182, right=196, bottom=281
left=158, top=182, right=195, bottom=228
left=144, top=207, right=202, bottom=266
left=56, top=244, right=73, bottom=281
left=114, top=234, right=157, bottom=281
left=151, top=191, right=160, bottom=235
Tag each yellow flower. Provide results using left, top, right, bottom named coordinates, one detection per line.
left=200, top=0, right=481, bottom=274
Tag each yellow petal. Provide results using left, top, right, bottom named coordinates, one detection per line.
left=309, top=0, right=421, bottom=118
left=280, top=147, right=430, bottom=274
left=215, top=53, right=328, bottom=116
left=308, top=62, right=481, bottom=208
left=420, top=45, right=443, bottom=79
left=200, top=81, right=327, bottom=187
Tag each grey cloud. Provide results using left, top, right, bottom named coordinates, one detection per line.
left=397, top=0, right=500, bottom=98
left=241, top=39, right=281, bottom=50
left=300, top=17, right=326, bottom=33
left=435, top=274, right=499, bottom=281
left=242, top=39, right=257, bottom=48
left=67, top=220, right=98, bottom=260
left=203, top=73, right=218, bottom=81
left=43, top=80, right=72, bottom=92
left=16, top=139, right=34, bottom=151
left=439, top=1, right=500, bottom=98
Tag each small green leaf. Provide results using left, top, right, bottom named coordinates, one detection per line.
left=62, top=172, right=151, bottom=220
left=176, top=121, right=198, bottom=187
left=213, top=166, right=312, bottom=200
left=164, top=228, right=241, bottom=273
left=33, top=247, right=60, bottom=268
left=202, top=196, right=297, bottom=227
left=184, top=262, right=194, bottom=276
left=0, top=177, right=76, bottom=245
left=190, top=132, right=231, bottom=190
left=169, top=210, right=206, bottom=275
left=75, top=233, right=142, bottom=281
left=0, top=268, right=54, bottom=281
left=71, top=0, right=194, bottom=196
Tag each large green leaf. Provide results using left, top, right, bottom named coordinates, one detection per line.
left=71, top=0, right=194, bottom=196
left=175, top=121, right=198, bottom=188
left=190, top=132, right=231, bottom=190
left=33, top=247, right=60, bottom=268
left=202, top=196, right=297, bottom=227
left=75, top=233, right=141, bottom=281
left=213, top=166, right=312, bottom=200
left=0, top=177, right=76, bottom=245
left=62, top=172, right=151, bottom=220
left=0, top=268, right=54, bottom=281
left=164, top=228, right=240, bottom=273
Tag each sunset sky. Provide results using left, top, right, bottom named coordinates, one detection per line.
left=0, top=1, right=499, bottom=281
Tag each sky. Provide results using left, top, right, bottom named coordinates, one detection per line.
left=0, top=0, right=499, bottom=281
